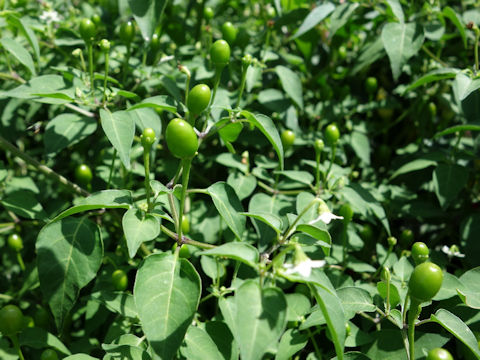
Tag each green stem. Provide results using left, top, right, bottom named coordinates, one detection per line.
left=79, top=50, right=87, bottom=74
left=407, top=298, right=421, bottom=360
left=177, top=159, right=192, bottom=244
left=185, top=73, right=192, bottom=124
left=324, top=143, right=337, bottom=189
left=160, top=224, right=215, bottom=249
left=143, top=147, right=152, bottom=211
left=102, top=51, right=109, bottom=104
left=0, top=135, right=89, bottom=197
left=122, top=44, right=132, bottom=85
left=474, top=27, right=480, bottom=73
left=9, top=334, right=24, bottom=360
left=280, top=197, right=320, bottom=245
left=315, top=151, right=321, bottom=191
left=87, top=43, right=94, bottom=94
left=107, top=149, right=117, bottom=190
left=372, top=244, right=394, bottom=279
left=307, top=329, right=322, bottom=358
left=16, top=252, right=25, bottom=272
left=341, top=221, right=349, bottom=266
left=236, top=66, right=248, bottom=108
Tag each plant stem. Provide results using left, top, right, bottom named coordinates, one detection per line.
left=315, top=151, right=321, bottom=191
left=143, top=147, right=152, bottom=211
left=474, top=27, right=480, bottom=74
left=0, top=135, right=89, bottom=197
left=9, top=334, right=24, bottom=360
left=407, top=298, right=421, bottom=360
left=64, top=103, right=96, bottom=118
left=107, top=149, right=117, bottom=190
left=102, top=50, right=109, bottom=104
left=177, top=159, right=192, bottom=244
left=236, top=65, right=248, bottom=108
left=87, top=43, right=94, bottom=95
left=324, top=143, right=337, bottom=189
left=160, top=224, right=215, bottom=249
left=16, top=252, right=25, bottom=271
left=122, top=44, right=132, bottom=84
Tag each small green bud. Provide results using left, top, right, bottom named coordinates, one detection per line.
left=387, top=236, right=397, bottom=247
left=141, top=128, right=156, bottom=148
left=99, top=39, right=110, bottom=52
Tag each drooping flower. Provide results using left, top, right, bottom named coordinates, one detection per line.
left=308, top=199, right=343, bottom=225
left=282, top=244, right=326, bottom=277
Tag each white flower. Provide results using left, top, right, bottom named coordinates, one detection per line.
left=441, top=245, right=465, bottom=258
left=284, top=259, right=326, bottom=277
left=40, top=10, right=62, bottom=24
left=308, top=211, right=343, bottom=225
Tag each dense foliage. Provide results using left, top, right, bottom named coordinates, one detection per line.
left=0, top=0, right=480, bottom=359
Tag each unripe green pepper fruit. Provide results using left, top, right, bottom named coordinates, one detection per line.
left=210, top=40, right=231, bottom=69
left=188, top=84, right=211, bottom=116
left=111, top=269, right=128, bottom=291
left=221, top=21, right=237, bottom=45
left=8, top=233, right=23, bottom=252
left=314, top=139, right=324, bottom=153
left=204, top=7, right=214, bottom=20
left=281, top=129, right=295, bottom=148
left=426, top=347, right=453, bottom=360
left=150, top=33, right=160, bottom=53
left=0, top=304, right=24, bottom=335
left=408, top=262, right=443, bottom=302
left=119, top=21, right=136, bottom=44
left=165, top=118, right=198, bottom=159
left=79, top=18, right=96, bottom=43
left=411, top=242, right=429, bottom=264
left=41, top=349, right=59, bottom=360
left=324, top=123, right=340, bottom=145
left=141, top=128, right=156, bottom=148
left=75, top=164, right=93, bottom=186
left=365, top=77, right=378, bottom=95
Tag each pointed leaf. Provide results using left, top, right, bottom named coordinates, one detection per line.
left=381, top=22, right=424, bottom=80
left=296, top=224, right=331, bottom=256
left=291, top=3, right=335, bottom=39
left=128, top=0, right=169, bottom=41
left=0, top=37, right=36, bottom=75
left=36, top=217, right=103, bottom=330
left=275, top=65, right=303, bottom=109
left=52, top=190, right=132, bottom=221
left=99, top=109, right=135, bottom=169
left=241, top=111, right=284, bottom=170
left=134, top=253, right=201, bottom=360
left=181, top=325, right=224, bottom=360
left=127, top=95, right=177, bottom=113
left=430, top=309, right=480, bottom=359
left=240, top=211, right=283, bottom=233
left=199, top=243, right=259, bottom=269
left=433, top=164, right=469, bottom=208
left=221, top=280, right=287, bottom=360
left=122, top=208, right=160, bottom=258
left=206, top=182, right=245, bottom=240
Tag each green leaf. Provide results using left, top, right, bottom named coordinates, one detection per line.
left=340, top=184, right=390, bottom=234
left=44, top=113, right=97, bottom=156
left=381, top=22, right=424, bottom=80
left=433, top=272, right=464, bottom=301
left=90, top=291, right=137, bottom=318
left=309, top=284, right=346, bottom=360
left=285, top=293, right=311, bottom=322
left=227, top=172, right=257, bottom=201
left=443, top=6, right=467, bottom=48
left=434, top=124, right=480, bottom=138
left=134, top=253, right=201, bottom=360
left=181, top=325, right=224, bottom=360
left=433, top=164, right=469, bottom=208
left=99, top=109, right=135, bottom=170
left=390, top=158, right=437, bottom=179
left=393, top=256, right=414, bottom=282
left=36, top=217, right=103, bottom=330
left=0, top=75, right=68, bottom=103
left=329, top=2, right=359, bottom=39
left=52, top=190, right=133, bottom=221
left=240, top=211, right=283, bottom=233
left=430, top=309, right=480, bottom=358
left=220, top=280, right=287, bottom=360
left=352, top=37, right=385, bottom=75
left=204, top=321, right=238, bottom=360
left=6, top=15, right=40, bottom=60
left=385, top=0, right=404, bottom=23
left=122, top=208, right=160, bottom=258
left=127, top=95, right=177, bottom=113
left=128, top=0, right=169, bottom=41
left=377, top=281, right=401, bottom=309
left=337, top=287, right=376, bottom=320
left=275, top=65, right=303, bottom=109
left=241, top=111, right=284, bottom=170
left=199, top=243, right=259, bottom=269
left=296, top=224, right=331, bottom=256
left=0, top=37, right=36, bottom=75
left=206, top=182, right=246, bottom=240
left=19, top=327, right=71, bottom=355
left=349, top=131, right=370, bottom=165
left=405, top=68, right=459, bottom=92
left=63, top=355, right=99, bottom=360
left=454, top=73, right=480, bottom=101
left=457, top=267, right=480, bottom=309
left=1, top=190, right=47, bottom=220
left=275, top=170, right=314, bottom=186
left=291, top=3, right=335, bottom=39
left=275, top=329, right=308, bottom=360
